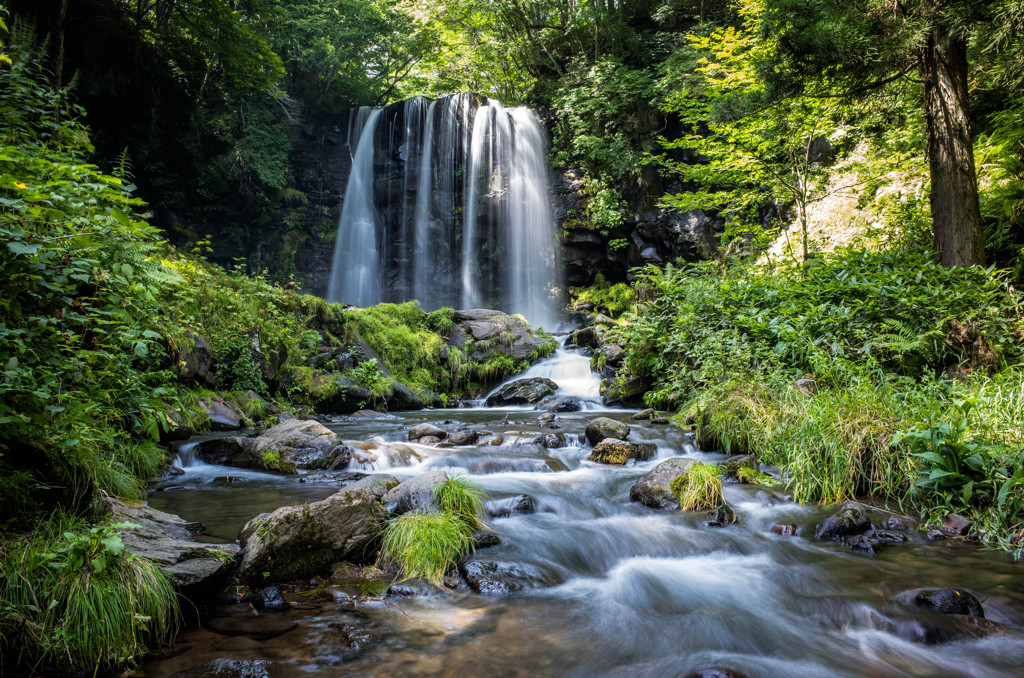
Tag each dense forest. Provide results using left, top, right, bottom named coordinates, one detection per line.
left=2, top=0, right=1024, bottom=675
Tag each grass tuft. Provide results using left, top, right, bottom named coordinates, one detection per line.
left=379, top=512, right=474, bottom=585
left=670, top=463, right=724, bottom=511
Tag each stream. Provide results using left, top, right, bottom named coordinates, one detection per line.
left=138, top=345, right=1024, bottom=678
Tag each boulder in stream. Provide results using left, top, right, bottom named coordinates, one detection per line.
left=486, top=377, right=558, bottom=406
left=630, top=457, right=696, bottom=509
left=486, top=494, right=537, bottom=518
left=238, top=486, right=387, bottom=582
left=102, top=498, right=239, bottom=593
left=408, top=423, right=447, bottom=441
left=460, top=559, right=561, bottom=595
left=904, top=588, right=985, bottom=617
left=814, top=501, right=871, bottom=541
left=584, top=416, right=630, bottom=445
left=381, top=469, right=450, bottom=514
left=535, top=395, right=584, bottom=412
left=246, top=418, right=349, bottom=470
left=589, top=438, right=656, bottom=465
left=446, top=429, right=480, bottom=445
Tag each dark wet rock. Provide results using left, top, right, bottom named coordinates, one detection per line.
left=770, top=523, right=797, bottom=537
left=539, top=412, right=556, bottom=422
left=942, top=513, right=973, bottom=536
left=321, top=377, right=374, bottom=415
left=567, top=326, right=600, bottom=349
left=102, top=498, right=238, bottom=591
left=447, top=429, right=479, bottom=445
left=323, top=622, right=384, bottom=661
left=164, top=465, right=185, bottom=477
left=873, top=530, right=908, bottom=543
left=476, top=434, right=504, bottom=446
left=238, top=487, right=387, bottom=582
left=408, top=423, right=447, bottom=441
left=487, top=495, right=537, bottom=518
left=846, top=535, right=890, bottom=556
left=705, top=504, right=737, bottom=527
left=685, top=669, right=749, bottom=678
left=882, top=516, right=909, bottom=531
left=246, top=419, right=346, bottom=470
left=599, top=343, right=625, bottom=366
left=877, top=613, right=1009, bottom=645
left=299, top=471, right=366, bottom=486
left=590, top=438, right=656, bottom=465
left=206, top=611, right=299, bottom=639
left=540, top=432, right=567, bottom=449
left=630, top=458, right=697, bottom=509
left=460, top=559, right=560, bottom=595
left=253, top=585, right=287, bottom=609
left=486, top=377, right=558, bottom=406
left=815, top=501, right=871, bottom=541
left=535, top=395, right=584, bottom=412
left=906, top=588, right=985, bottom=617
left=650, top=417, right=670, bottom=425
left=385, top=380, right=425, bottom=411
left=180, top=659, right=274, bottom=678
left=926, top=529, right=949, bottom=541
left=601, top=374, right=648, bottom=408
left=381, top=469, right=449, bottom=514
left=201, top=398, right=244, bottom=431
left=475, top=529, right=502, bottom=548
left=584, top=416, right=630, bottom=445
left=173, top=330, right=215, bottom=386
left=468, top=457, right=568, bottom=474
left=631, top=408, right=657, bottom=421
left=418, top=435, right=443, bottom=445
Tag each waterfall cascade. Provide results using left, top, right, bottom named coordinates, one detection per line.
left=327, top=94, right=562, bottom=330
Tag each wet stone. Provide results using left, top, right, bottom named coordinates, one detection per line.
left=926, top=529, right=949, bottom=541
left=942, top=513, right=973, bottom=536
left=446, top=429, right=479, bottom=445
left=705, top=504, right=737, bottom=527
left=418, top=435, right=443, bottom=445
left=630, top=458, right=696, bottom=510
left=815, top=501, right=871, bottom=541
left=909, top=588, right=985, bottom=617
left=486, top=494, right=537, bottom=518
left=180, top=659, right=274, bottom=678
left=253, top=585, right=287, bottom=609
left=584, top=417, right=630, bottom=445
left=650, top=417, right=670, bottom=425
left=408, top=423, right=447, bottom=441
left=873, top=530, right=908, bottom=543
left=882, top=516, right=909, bottom=531
left=589, top=438, right=656, bottom=465
left=540, top=432, right=567, bottom=448
left=460, top=559, right=559, bottom=596
left=685, top=669, right=750, bottom=678
left=770, top=523, right=797, bottom=537
left=631, top=408, right=657, bottom=421
left=846, top=535, right=889, bottom=556
left=535, top=395, right=584, bottom=412
left=327, top=622, right=384, bottom=661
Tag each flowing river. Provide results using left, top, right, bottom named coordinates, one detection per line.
left=137, top=346, right=1024, bottom=678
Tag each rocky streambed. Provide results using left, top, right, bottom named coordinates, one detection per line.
left=134, top=349, right=1024, bottom=678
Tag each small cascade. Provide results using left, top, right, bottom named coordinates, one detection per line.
left=170, top=440, right=201, bottom=468
left=327, top=94, right=562, bottom=327
left=483, top=336, right=604, bottom=408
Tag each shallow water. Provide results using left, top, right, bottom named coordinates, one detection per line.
left=141, top=351, right=1024, bottom=678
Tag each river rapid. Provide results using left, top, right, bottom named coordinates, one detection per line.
left=138, top=346, right=1024, bottom=678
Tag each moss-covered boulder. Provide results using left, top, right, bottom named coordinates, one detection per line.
left=629, top=457, right=697, bottom=509
left=449, top=309, right=555, bottom=361
left=584, top=416, right=630, bottom=445
left=589, top=438, right=657, bottom=465
left=238, top=487, right=387, bottom=582
left=814, top=501, right=871, bottom=541
left=246, top=419, right=349, bottom=470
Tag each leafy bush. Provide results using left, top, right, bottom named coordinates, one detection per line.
left=570, top=273, right=637, bottom=318
left=0, top=514, right=177, bottom=674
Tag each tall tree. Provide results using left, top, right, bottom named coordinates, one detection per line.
left=760, top=0, right=1007, bottom=267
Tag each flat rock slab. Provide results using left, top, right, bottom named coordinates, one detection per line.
left=104, top=498, right=238, bottom=590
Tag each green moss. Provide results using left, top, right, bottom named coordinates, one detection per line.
left=570, top=273, right=637, bottom=318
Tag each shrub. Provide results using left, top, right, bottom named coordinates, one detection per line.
left=0, top=514, right=178, bottom=674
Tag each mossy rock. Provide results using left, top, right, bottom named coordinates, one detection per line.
left=584, top=417, right=630, bottom=445
left=589, top=438, right=656, bottom=465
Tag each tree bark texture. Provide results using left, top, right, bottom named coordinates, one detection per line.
left=920, top=22, right=985, bottom=267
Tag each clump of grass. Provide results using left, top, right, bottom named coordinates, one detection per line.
left=736, top=465, right=777, bottom=486
left=379, top=512, right=474, bottom=585
left=433, top=474, right=486, bottom=529
left=670, top=463, right=724, bottom=511
left=0, top=512, right=178, bottom=675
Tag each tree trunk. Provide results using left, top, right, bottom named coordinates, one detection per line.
left=54, top=0, right=70, bottom=91
left=920, top=22, right=985, bottom=267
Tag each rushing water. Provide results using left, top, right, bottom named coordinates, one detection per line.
left=141, top=348, right=1024, bottom=678
left=326, top=94, right=562, bottom=329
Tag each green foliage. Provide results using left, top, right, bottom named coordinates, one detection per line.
left=0, top=514, right=177, bottom=673
left=570, top=273, right=636, bottom=317
left=260, top=449, right=297, bottom=474
left=378, top=511, right=475, bottom=586
left=432, top=474, right=486, bottom=530
left=670, top=463, right=724, bottom=511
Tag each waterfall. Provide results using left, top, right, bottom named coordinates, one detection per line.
left=328, top=108, right=383, bottom=305
left=328, top=94, right=562, bottom=327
